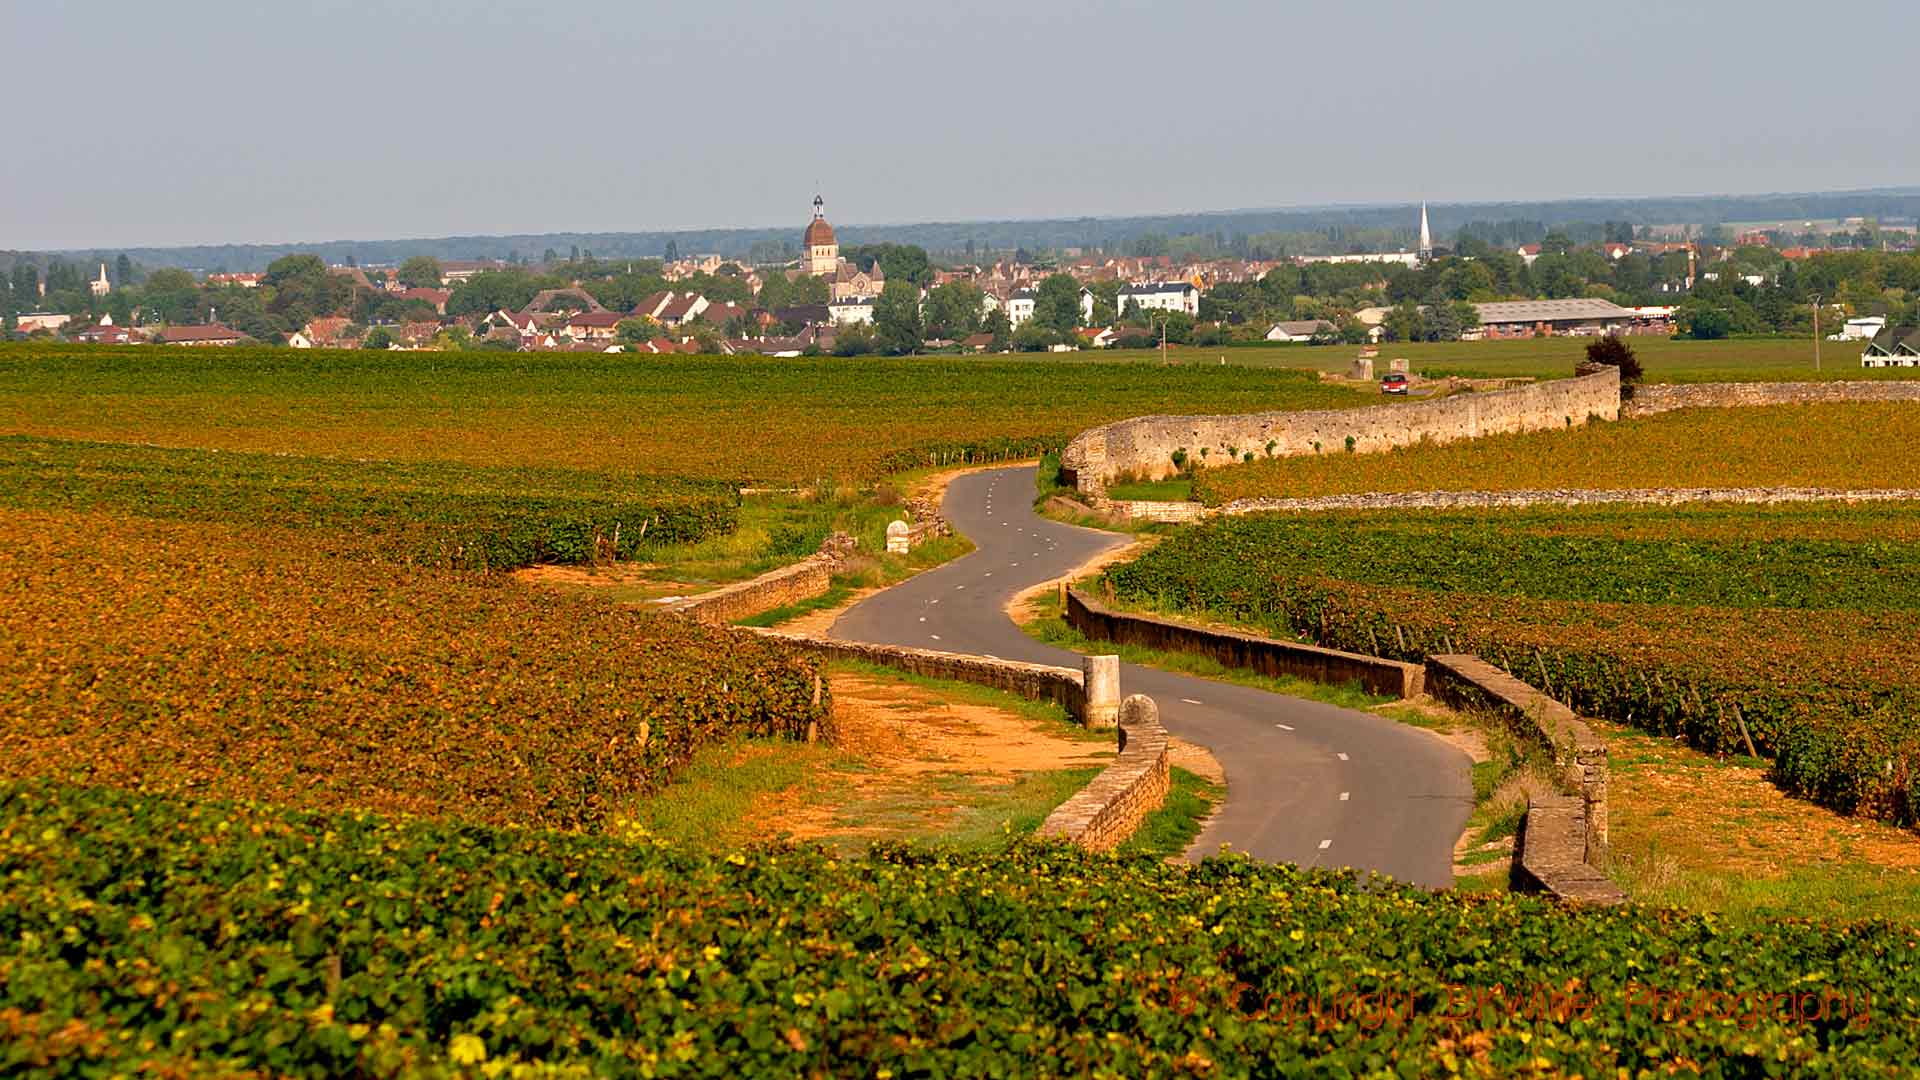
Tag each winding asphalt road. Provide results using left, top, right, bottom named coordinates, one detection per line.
left=829, top=466, right=1472, bottom=888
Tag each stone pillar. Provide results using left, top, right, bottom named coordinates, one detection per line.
left=1578, top=747, right=1609, bottom=865
left=885, top=519, right=911, bottom=555
left=1083, top=654, right=1120, bottom=728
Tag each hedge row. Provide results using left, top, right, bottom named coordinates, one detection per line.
left=1105, top=506, right=1920, bottom=828
left=1, top=779, right=1913, bottom=1076
left=0, top=436, right=740, bottom=568
left=0, top=510, right=828, bottom=831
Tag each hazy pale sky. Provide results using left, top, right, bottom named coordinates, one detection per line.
left=6, top=0, right=1917, bottom=250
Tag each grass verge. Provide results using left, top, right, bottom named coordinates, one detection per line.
left=1118, top=767, right=1224, bottom=861
left=1017, top=588, right=1392, bottom=713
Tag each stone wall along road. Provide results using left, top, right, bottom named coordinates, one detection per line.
left=1036, top=694, right=1171, bottom=850
left=1061, top=368, right=1619, bottom=495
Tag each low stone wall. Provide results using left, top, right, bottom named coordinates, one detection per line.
left=753, top=630, right=1109, bottom=725
left=1217, top=485, right=1920, bottom=516
left=1062, top=368, right=1620, bottom=495
left=1037, top=694, right=1171, bottom=850
left=1623, top=379, right=1920, bottom=418
left=1428, top=657, right=1620, bottom=899
left=1066, top=589, right=1424, bottom=699
left=661, top=532, right=855, bottom=626
left=1105, top=499, right=1207, bottom=523
left=1517, top=795, right=1625, bottom=906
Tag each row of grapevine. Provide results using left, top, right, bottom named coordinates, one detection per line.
left=1192, top=401, right=1920, bottom=504
left=0, top=510, right=828, bottom=830
left=0, top=436, right=739, bottom=568
left=0, top=779, right=1910, bottom=1076
left=1106, top=505, right=1920, bottom=827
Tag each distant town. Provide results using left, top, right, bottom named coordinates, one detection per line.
left=5, top=196, right=1918, bottom=365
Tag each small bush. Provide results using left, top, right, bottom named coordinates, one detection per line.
left=1585, top=335, right=1644, bottom=383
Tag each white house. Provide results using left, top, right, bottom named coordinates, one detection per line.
left=16, top=312, right=73, bottom=333
left=1079, top=287, right=1096, bottom=324
left=1839, top=316, right=1887, bottom=341
left=1005, top=289, right=1037, bottom=327
left=1264, top=319, right=1337, bottom=343
left=1117, top=281, right=1199, bottom=317
left=829, top=296, right=876, bottom=326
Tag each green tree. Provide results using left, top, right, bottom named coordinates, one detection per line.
left=872, top=280, right=925, bottom=355
left=263, top=254, right=350, bottom=332
left=923, top=281, right=984, bottom=339
left=833, top=322, right=877, bottom=356
left=11, top=265, right=39, bottom=307
left=1031, top=273, right=1082, bottom=334
left=397, top=256, right=444, bottom=289
left=447, top=271, right=541, bottom=316
left=843, top=244, right=934, bottom=288
left=114, top=254, right=135, bottom=287
left=984, top=308, right=1011, bottom=352
left=616, top=317, right=661, bottom=345
left=1011, top=323, right=1056, bottom=352
left=1382, top=301, right=1425, bottom=342
left=363, top=326, right=394, bottom=350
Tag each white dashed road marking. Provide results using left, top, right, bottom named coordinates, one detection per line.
left=1339, top=792, right=1350, bottom=801
left=1317, top=839, right=1333, bottom=850
left=1336, top=752, right=1349, bottom=761
left=1274, top=723, right=1293, bottom=731
left=930, top=635, right=942, bottom=641
left=1180, top=698, right=1203, bottom=705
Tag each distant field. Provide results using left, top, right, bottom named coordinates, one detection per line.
left=0, top=345, right=1370, bottom=483
left=1063, top=336, right=1907, bottom=383
left=1193, top=402, right=1920, bottom=503
left=0, top=435, right=738, bottom=567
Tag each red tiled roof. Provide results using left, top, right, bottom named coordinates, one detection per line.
left=566, top=311, right=626, bottom=328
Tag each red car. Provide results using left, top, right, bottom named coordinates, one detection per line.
left=1380, top=373, right=1410, bottom=395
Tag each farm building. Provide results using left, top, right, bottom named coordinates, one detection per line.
left=1472, top=298, right=1637, bottom=339
left=1861, top=325, right=1920, bottom=368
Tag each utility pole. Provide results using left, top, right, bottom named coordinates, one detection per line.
left=1811, top=293, right=1821, bottom=372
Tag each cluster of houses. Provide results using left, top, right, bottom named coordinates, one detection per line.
left=17, top=198, right=1907, bottom=361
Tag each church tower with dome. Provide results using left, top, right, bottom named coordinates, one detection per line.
left=803, top=194, right=839, bottom=276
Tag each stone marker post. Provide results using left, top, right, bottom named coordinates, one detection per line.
left=885, top=519, right=911, bottom=555
left=1083, top=654, right=1120, bottom=728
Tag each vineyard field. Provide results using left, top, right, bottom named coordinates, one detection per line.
left=1105, top=504, right=1920, bottom=828
left=0, top=510, right=827, bottom=830
left=0, top=344, right=1369, bottom=483
left=1037, top=335, right=1920, bottom=383
left=2, top=779, right=1914, bottom=1077
left=1193, top=402, right=1920, bottom=504
left=0, top=435, right=738, bottom=568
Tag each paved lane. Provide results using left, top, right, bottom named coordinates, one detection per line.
left=828, top=466, right=1472, bottom=887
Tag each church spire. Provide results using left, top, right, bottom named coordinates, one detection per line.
left=813, top=193, right=825, bottom=220
left=1418, top=201, right=1433, bottom=257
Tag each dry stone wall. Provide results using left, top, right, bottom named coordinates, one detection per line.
left=1062, top=368, right=1620, bottom=495
left=1066, top=589, right=1424, bottom=699
left=752, top=630, right=1098, bottom=724
left=1624, top=379, right=1920, bottom=418
left=662, top=532, right=855, bottom=626
left=1217, top=485, right=1920, bottom=516
left=1036, top=694, right=1171, bottom=850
